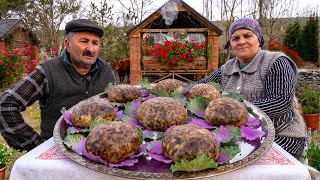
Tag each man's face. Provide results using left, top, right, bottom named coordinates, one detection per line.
left=65, top=31, right=100, bottom=69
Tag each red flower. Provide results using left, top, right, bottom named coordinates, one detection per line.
left=268, top=41, right=305, bottom=67
left=143, top=38, right=206, bottom=65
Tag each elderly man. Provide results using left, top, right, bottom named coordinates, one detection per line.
left=0, top=19, right=115, bottom=151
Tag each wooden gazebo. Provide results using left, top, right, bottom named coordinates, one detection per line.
left=127, top=0, right=223, bottom=85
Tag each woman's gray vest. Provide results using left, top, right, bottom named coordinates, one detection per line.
left=220, top=50, right=305, bottom=138
left=39, top=56, right=114, bottom=139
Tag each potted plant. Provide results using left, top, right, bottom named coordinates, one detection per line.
left=0, top=144, right=16, bottom=180
left=306, top=141, right=320, bottom=179
left=300, top=84, right=320, bottom=130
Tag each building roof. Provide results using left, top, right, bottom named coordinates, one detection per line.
left=0, top=19, right=40, bottom=45
left=127, top=0, right=223, bottom=35
left=0, top=19, right=22, bottom=38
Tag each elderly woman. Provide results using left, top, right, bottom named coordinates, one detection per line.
left=198, top=17, right=306, bottom=159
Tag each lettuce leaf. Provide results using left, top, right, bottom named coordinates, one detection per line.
left=66, top=126, right=89, bottom=135
left=171, top=86, right=186, bottom=97
left=170, top=155, right=218, bottom=172
left=63, top=133, right=84, bottom=151
left=89, top=119, right=110, bottom=130
left=222, top=92, right=243, bottom=101
left=186, top=96, right=210, bottom=118
left=207, top=81, right=222, bottom=91
left=213, top=125, right=242, bottom=145
left=139, top=77, right=169, bottom=97
left=123, top=99, right=141, bottom=119
left=216, top=145, right=241, bottom=163
left=143, top=129, right=164, bottom=140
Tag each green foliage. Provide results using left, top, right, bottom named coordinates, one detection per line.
left=300, top=84, right=320, bottom=114
left=14, top=0, right=81, bottom=56
left=89, top=119, right=110, bottom=130
left=186, top=96, right=210, bottom=116
left=63, top=134, right=83, bottom=149
left=0, top=144, right=17, bottom=168
left=87, top=1, right=131, bottom=62
left=100, top=25, right=131, bottom=63
left=307, top=142, right=320, bottom=171
left=0, top=0, right=27, bottom=18
left=0, top=47, right=39, bottom=84
left=139, top=78, right=170, bottom=97
left=219, top=145, right=241, bottom=161
left=283, top=20, right=301, bottom=50
left=207, top=81, right=222, bottom=91
left=296, top=15, right=319, bottom=63
left=170, top=155, right=218, bottom=173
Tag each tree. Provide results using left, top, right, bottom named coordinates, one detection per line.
left=296, top=14, right=319, bottom=63
left=14, top=0, right=81, bottom=56
left=202, top=0, right=213, bottom=20
left=0, top=0, right=27, bottom=19
left=283, top=20, right=301, bottom=50
left=259, top=0, right=298, bottom=43
left=115, top=0, right=156, bottom=25
left=85, top=0, right=131, bottom=62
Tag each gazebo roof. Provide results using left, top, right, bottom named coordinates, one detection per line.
left=127, top=0, right=223, bottom=35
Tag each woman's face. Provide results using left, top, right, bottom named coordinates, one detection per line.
left=230, top=29, right=260, bottom=64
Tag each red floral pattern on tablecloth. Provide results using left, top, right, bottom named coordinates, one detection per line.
left=253, top=146, right=294, bottom=165
left=36, top=145, right=70, bottom=160
left=36, top=145, right=293, bottom=165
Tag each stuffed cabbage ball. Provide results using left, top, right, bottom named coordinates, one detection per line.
left=71, top=98, right=115, bottom=128
left=162, top=124, right=219, bottom=162
left=86, top=122, right=142, bottom=163
left=107, top=84, right=141, bottom=103
left=136, top=97, right=187, bottom=131
left=205, top=97, right=249, bottom=127
left=188, top=83, right=221, bottom=101
left=154, top=79, right=185, bottom=94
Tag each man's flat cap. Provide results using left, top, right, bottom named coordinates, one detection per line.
left=65, top=19, right=104, bottom=38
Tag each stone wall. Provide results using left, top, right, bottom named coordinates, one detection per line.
left=297, top=69, right=320, bottom=97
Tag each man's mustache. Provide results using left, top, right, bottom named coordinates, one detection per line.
left=83, top=50, right=94, bottom=57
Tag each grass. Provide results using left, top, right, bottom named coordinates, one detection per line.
left=0, top=89, right=41, bottom=180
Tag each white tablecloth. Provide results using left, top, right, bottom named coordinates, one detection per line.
left=10, top=138, right=311, bottom=180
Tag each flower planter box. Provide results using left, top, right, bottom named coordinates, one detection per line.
left=142, top=56, right=207, bottom=71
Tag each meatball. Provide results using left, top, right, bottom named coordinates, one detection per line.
left=188, top=83, right=221, bottom=101
left=162, top=124, right=219, bottom=162
left=154, top=79, right=185, bottom=94
left=205, top=97, right=249, bottom=127
left=86, top=122, right=142, bottom=164
left=71, top=98, right=115, bottom=128
left=108, top=84, right=141, bottom=103
left=136, top=97, right=187, bottom=131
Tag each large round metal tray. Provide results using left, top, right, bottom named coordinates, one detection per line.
left=53, top=92, right=275, bottom=179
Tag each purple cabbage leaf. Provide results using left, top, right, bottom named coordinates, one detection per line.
left=240, top=125, right=266, bottom=141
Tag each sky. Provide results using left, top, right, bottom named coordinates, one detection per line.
left=148, top=0, right=319, bottom=17
left=65, top=0, right=319, bottom=29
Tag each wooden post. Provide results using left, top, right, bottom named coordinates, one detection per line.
left=0, top=42, right=5, bottom=55
left=129, top=33, right=142, bottom=85
left=207, top=31, right=220, bottom=72
left=29, top=45, right=40, bottom=71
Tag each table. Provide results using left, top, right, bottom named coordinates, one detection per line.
left=10, top=138, right=311, bottom=180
